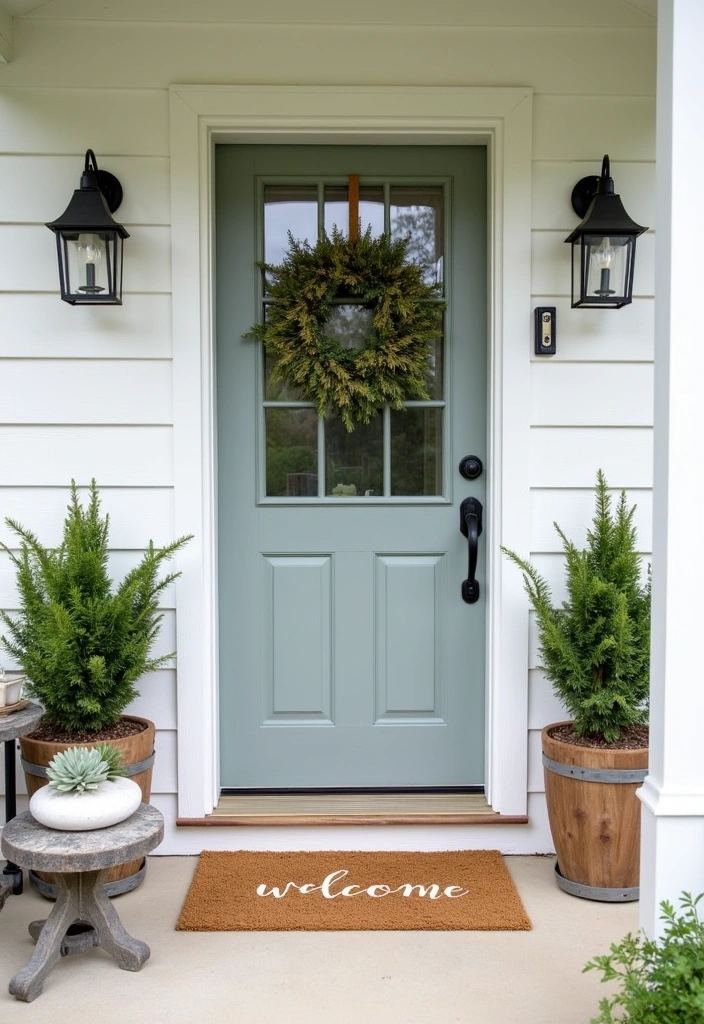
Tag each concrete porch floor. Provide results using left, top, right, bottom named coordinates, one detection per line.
left=0, top=854, right=637, bottom=1023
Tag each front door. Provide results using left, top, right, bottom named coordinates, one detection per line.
left=216, top=145, right=487, bottom=789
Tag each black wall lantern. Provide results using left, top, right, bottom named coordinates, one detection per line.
left=565, top=155, right=647, bottom=309
left=46, top=149, right=129, bottom=305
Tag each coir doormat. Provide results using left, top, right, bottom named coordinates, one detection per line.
left=176, top=850, right=532, bottom=931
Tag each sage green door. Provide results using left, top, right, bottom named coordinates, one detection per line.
left=216, top=145, right=487, bottom=789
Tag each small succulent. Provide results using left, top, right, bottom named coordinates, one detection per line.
left=46, top=744, right=126, bottom=794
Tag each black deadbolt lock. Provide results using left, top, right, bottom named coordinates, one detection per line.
left=459, top=455, right=483, bottom=481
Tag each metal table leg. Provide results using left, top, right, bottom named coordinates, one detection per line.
left=1, top=738, right=22, bottom=899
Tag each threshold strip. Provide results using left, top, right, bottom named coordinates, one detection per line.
left=177, top=791, right=529, bottom=826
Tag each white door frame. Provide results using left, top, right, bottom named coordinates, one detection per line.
left=168, top=85, right=533, bottom=820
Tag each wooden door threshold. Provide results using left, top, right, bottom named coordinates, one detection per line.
left=177, top=791, right=529, bottom=827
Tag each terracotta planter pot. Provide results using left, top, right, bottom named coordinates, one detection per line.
left=542, top=721, right=648, bottom=902
left=20, top=715, right=155, bottom=898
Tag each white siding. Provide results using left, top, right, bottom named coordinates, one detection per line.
left=0, top=2, right=656, bottom=854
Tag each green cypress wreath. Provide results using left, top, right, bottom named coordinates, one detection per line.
left=248, top=226, right=445, bottom=431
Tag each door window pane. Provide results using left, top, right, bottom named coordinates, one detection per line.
left=322, top=305, right=374, bottom=350
left=325, top=185, right=384, bottom=238
left=261, top=175, right=447, bottom=500
left=390, top=186, right=444, bottom=288
left=425, top=328, right=444, bottom=400
left=264, top=348, right=305, bottom=401
left=325, top=414, right=383, bottom=497
left=265, top=408, right=318, bottom=497
left=264, top=185, right=318, bottom=270
left=390, top=407, right=443, bottom=496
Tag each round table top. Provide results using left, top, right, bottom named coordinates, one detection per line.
left=0, top=804, right=164, bottom=873
left=0, top=702, right=43, bottom=743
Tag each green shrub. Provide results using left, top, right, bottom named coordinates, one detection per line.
left=0, top=480, right=192, bottom=733
left=585, top=893, right=704, bottom=1022
left=502, top=470, right=650, bottom=741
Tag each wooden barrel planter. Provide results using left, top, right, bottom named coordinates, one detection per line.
left=19, top=715, right=155, bottom=899
left=542, top=722, right=648, bottom=902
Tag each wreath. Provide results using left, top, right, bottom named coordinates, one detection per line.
left=248, top=226, right=445, bottom=431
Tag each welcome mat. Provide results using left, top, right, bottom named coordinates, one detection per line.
left=176, top=850, right=532, bottom=931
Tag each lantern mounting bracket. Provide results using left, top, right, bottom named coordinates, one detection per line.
left=570, top=156, right=613, bottom=219
left=570, top=175, right=601, bottom=219
left=82, top=149, right=123, bottom=214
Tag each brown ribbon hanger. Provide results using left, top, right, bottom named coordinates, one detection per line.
left=348, top=173, right=359, bottom=241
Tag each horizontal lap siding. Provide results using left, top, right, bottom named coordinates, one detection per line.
left=0, top=294, right=172, bottom=358
left=0, top=8, right=656, bottom=848
left=0, top=84, right=176, bottom=800
left=0, top=427, right=173, bottom=485
left=0, top=361, right=171, bottom=423
left=0, top=487, right=175, bottom=546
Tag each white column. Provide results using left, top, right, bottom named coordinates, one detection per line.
left=639, top=0, right=704, bottom=937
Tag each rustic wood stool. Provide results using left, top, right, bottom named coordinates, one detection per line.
left=1, top=804, right=164, bottom=1001
left=0, top=703, right=44, bottom=909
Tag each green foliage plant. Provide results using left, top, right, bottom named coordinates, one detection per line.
left=46, top=744, right=126, bottom=794
left=0, top=480, right=192, bottom=734
left=584, top=892, right=704, bottom=1023
left=248, top=226, right=445, bottom=431
left=501, top=470, right=650, bottom=742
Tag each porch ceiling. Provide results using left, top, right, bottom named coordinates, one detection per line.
left=0, top=0, right=657, bottom=28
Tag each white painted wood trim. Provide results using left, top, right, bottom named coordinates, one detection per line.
left=169, top=84, right=533, bottom=819
left=639, top=0, right=704, bottom=937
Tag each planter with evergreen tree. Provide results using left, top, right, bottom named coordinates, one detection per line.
left=502, top=470, right=650, bottom=902
left=0, top=480, right=191, bottom=896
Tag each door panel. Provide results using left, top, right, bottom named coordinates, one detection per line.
left=216, top=145, right=487, bottom=789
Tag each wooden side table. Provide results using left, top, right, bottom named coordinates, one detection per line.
left=0, top=703, right=44, bottom=906
left=1, top=804, right=164, bottom=1002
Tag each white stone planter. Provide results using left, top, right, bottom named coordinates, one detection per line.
left=0, top=674, right=25, bottom=707
left=29, top=777, right=142, bottom=831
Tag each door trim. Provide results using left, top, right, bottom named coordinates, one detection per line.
left=168, top=84, right=533, bottom=820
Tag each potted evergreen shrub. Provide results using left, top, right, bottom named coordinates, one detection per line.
left=502, top=470, right=650, bottom=901
left=584, top=892, right=704, bottom=1021
left=0, top=479, right=191, bottom=895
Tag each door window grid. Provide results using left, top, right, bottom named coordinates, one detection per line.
left=260, top=178, right=448, bottom=501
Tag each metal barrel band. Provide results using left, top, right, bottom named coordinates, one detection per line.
left=29, top=859, right=147, bottom=901
left=542, top=753, right=647, bottom=785
left=21, top=752, right=155, bottom=779
left=554, top=863, right=639, bottom=902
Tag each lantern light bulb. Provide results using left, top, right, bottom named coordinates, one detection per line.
left=591, top=237, right=616, bottom=296
left=77, top=233, right=103, bottom=265
left=592, top=237, right=616, bottom=269
left=77, top=233, right=105, bottom=294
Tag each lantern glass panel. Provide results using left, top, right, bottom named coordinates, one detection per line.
left=584, top=234, right=629, bottom=302
left=58, top=230, right=124, bottom=304
left=572, top=234, right=637, bottom=308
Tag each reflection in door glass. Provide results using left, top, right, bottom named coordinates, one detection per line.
left=321, top=305, right=375, bottom=350
left=424, top=330, right=444, bottom=400
left=324, top=186, right=384, bottom=239
left=325, top=414, right=383, bottom=497
left=264, top=348, right=305, bottom=401
left=391, top=186, right=444, bottom=288
left=390, top=407, right=443, bottom=496
left=264, top=185, right=318, bottom=271
left=265, top=408, right=318, bottom=497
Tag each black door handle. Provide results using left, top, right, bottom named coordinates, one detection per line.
left=459, top=496, right=483, bottom=604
